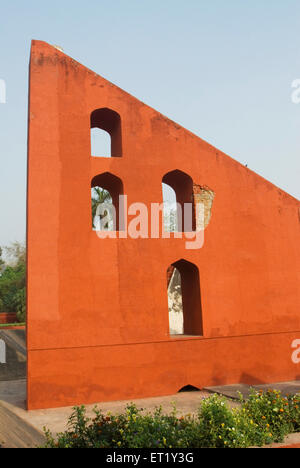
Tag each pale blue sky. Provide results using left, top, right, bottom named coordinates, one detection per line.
left=0, top=0, right=300, bottom=245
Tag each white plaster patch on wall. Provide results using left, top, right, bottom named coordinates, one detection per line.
left=0, top=339, right=6, bottom=364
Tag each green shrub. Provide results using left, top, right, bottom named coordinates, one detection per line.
left=43, top=404, right=195, bottom=449
left=242, top=389, right=294, bottom=443
left=195, top=393, right=271, bottom=448
left=288, top=394, right=300, bottom=432
left=13, top=287, right=26, bottom=322
left=41, top=391, right=300, bottom=449
left=0, top=242, right=26, bottom=322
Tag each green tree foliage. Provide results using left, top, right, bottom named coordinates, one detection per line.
left=164, top=206, right=178, bottom=232
left=0, top=242, right=26, bottom=322
left=91, top=187, right=112, bottom=229
left=0, top=248, right=4, bottom=269
left=0, top=248, right=4, bottom=311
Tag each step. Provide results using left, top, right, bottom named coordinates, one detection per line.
left=0, top=400, right=45, bottom=448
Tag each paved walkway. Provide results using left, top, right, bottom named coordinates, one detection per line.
left=205, top=381, right=300, bottom=400
left=0, top=400, right=45, bottom=448
left=0, top=381, right=213, bottom=436
left=0, top=330, right=26, bottom=382
left=0, top=378, right=299, bottom=447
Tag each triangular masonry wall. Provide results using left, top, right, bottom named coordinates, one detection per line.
left=27, top=40, right=300, bottom=409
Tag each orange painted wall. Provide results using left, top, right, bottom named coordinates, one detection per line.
left=27, top=40, right=300, bottom=410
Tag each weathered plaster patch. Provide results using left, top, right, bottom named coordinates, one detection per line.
left=193, top=184, right=215, bottom=230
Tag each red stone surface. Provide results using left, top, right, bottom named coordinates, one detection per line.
left=0, top=313, right=18, bottom=324
left=280, top=444, right=300, bottom=448
left=166, top=266, right=175, bottom=286
left=27, top=40, right=300, bottom=410
left=0, top=325, right=25, bottom=330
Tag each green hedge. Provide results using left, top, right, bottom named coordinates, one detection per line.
left=0, top=322, right=25, bottom=328
left=42, top=389, right=300, bottom=448
left=0, top=243, right=26, bottom=323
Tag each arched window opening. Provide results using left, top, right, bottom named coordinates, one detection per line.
left=90, top=108, right=122, bottom=158
left=91, top=128, right=111, bottom=158
left=91, top=172, right=124, bottom=231
left=162, top=183, right=178, bottom=232
left=162, top=170, right=195, bottom=232
left=91, top=187, right=113, bottom=231
left=167, top=265, right=184, bottom=334
left=167, top=259, right=202, bottom=336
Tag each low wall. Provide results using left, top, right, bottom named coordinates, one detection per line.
left=0, top=313, right=18, bottom=324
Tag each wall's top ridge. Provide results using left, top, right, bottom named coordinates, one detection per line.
left=30, top=39, right=299, bottom=205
